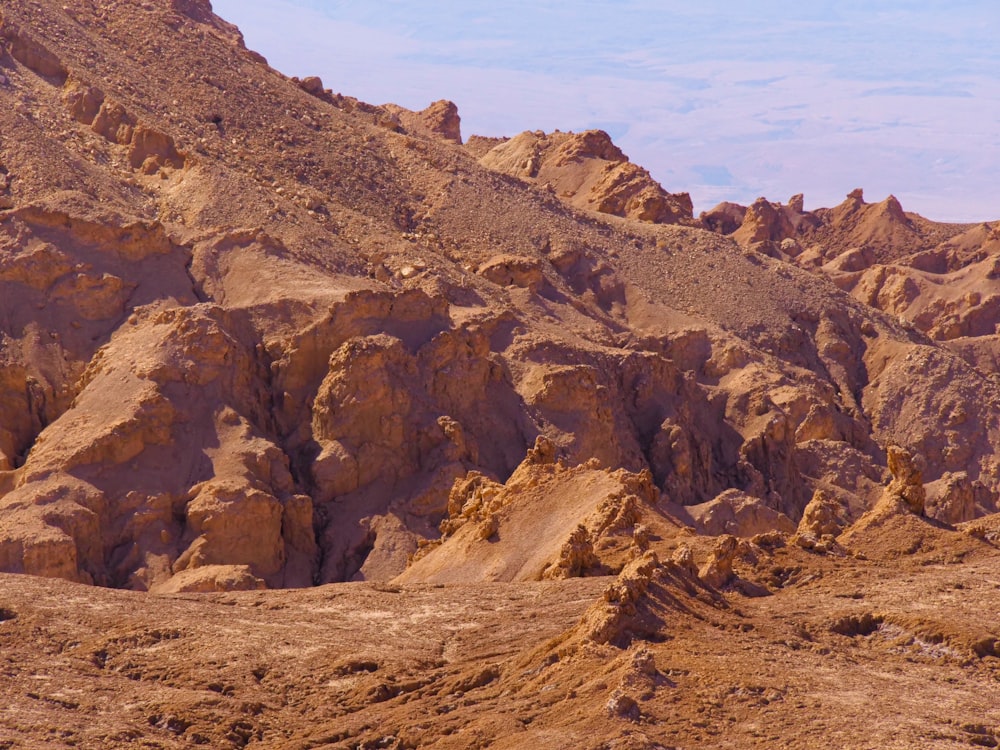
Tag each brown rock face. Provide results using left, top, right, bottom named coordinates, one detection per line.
left=419, top=98, right=462, bottom=143
left=732, top=197, right=798, bottom=246
left=298, top=75, right=324, bottom=96
left=886, top=444, right=926, bottom=516
left=797, top=488, right=849, bottom=538
left=925, top=471, right=995, bottom=524
left=700, top=200, right=747, bottom=234
left=689, top=488, right=796, bottom=538
left=397, top=455, right=669, bottom=585
left=478, top=129, right=694, bottom=224
left=2, top=0, right=999, bottom=598
left=3, top=1, right=1000, bottom=745
left=698, top=534, right=739, bottom=588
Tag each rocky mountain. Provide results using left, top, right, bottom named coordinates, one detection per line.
left=1, top=1, right=1000, bottom=747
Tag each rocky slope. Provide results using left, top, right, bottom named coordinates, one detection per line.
left=1, top=1, right=1000, bottom=746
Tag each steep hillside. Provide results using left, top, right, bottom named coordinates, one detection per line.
left=2, top=1, right=1000, bottom=747
left=3, top=0, right=998, bottom=594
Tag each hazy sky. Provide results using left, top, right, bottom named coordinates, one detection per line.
left=213, top=1, right=1000, bottom=222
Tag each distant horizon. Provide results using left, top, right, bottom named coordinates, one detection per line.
left=213, top=1, right=1000, bottom=224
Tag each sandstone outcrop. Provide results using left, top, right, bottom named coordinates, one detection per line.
left=799, top=488, right=849, bottom=535
left=885, top=444, right=926, bottom=516
left=383, top=99, right=462, bottom=144
left=925, top=471, right=996, bottom=524
left=791, top=488, right=850, bottom=552
left=396, top=454, right=675, bottom=585
left=478, top=129, right=694, bottom=224
left=416, top=99, right=462, bottom=143
left=2, top=0, right=1000, bottom=746
left=688, top=488, right=796, bottom=538
left=698, top=534, right=739, bottom=588
left=583, top=552, right=665, bottom=647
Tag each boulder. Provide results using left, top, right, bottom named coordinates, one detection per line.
left=419, top=99, right=462, bottom=143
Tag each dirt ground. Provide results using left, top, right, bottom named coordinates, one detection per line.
left=2, top=523, right=1000, bottom=748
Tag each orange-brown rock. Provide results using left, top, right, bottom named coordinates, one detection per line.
left=689, top=488, right=796, bottom=538
left=298, top=75, right=324, bottom=96
left=886, top=444, right=927, bottom=515
left=417, top=98, right=462, bottom=143
left=478, top=129, right=694, bottom=224
left=698, top=534, right=739, bottom=588
left=925, top=471, right=996, bottom=524
left=797, top=488, right=849, bottom=537
left=397, top=458, right=677, bottom=585
left=1, top=0, right=997, bottom=596
left=3, top=0, right=1000, bottom=744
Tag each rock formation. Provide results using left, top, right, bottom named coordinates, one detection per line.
left=791, top=488, right=850, bottom=552
left=479, top=129, right=694, bottom=224
left=2, top=2, right=1000, bottom=745
left=0, top=0, right=999, bottom=598
left=698, top=534, right=739, bottom=588
left=885, top=444, right=927, bottom=516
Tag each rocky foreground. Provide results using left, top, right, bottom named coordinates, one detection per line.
left=1, top=1, right=1000, bottom=747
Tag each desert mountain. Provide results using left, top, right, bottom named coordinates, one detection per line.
left=1, top=1, right=1000, bottom=747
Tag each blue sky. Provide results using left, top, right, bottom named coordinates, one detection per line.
left=213, top=1, right=1000, bottom=222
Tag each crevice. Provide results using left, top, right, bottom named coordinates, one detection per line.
left=311, top=504, right=329, bottom=587
left=9, top=374, right=53, bottom=470
left=183, top=249, right=209, bottom=304
left=341, top=529, right=376, bottom=582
